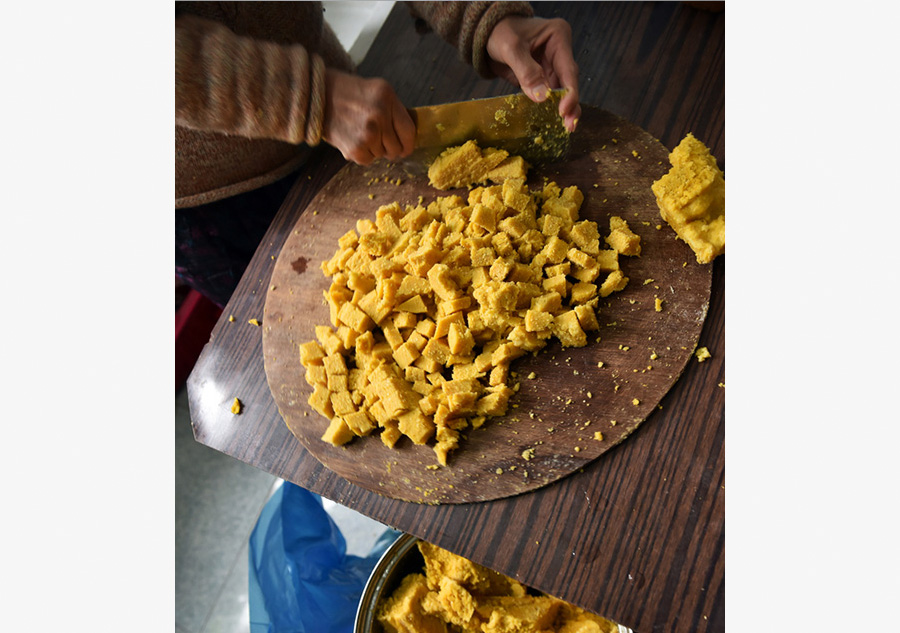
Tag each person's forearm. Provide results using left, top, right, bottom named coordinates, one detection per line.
left=404, top=1, right=533, bottom=77
left=175, top=14, right=325, bottom=145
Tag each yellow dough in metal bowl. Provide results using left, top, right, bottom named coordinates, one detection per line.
left=377, top=541, right=618, bottom=633
left=651, top=133, right=724, bottom=264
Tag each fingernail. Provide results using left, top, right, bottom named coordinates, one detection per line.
left=531, top=85, right=549, bottom=102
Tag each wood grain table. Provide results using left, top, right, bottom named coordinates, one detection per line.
left=186, top=3, right=725, bottom=631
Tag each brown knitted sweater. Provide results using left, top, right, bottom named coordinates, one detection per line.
left=175, top=1, right=533, bottom=208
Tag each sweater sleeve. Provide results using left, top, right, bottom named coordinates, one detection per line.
left=404, top=1, right=534, bottom=78
left=175, top=14, right=325, bottom=146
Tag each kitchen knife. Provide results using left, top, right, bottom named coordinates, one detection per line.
left=407, top=89, right=571, bottom=166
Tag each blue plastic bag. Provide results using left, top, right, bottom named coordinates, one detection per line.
left=249, top=482, right=399, bottom=633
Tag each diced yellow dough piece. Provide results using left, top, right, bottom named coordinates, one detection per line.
left=570, top=282, right=598, bottom=304
left=337, top=301, right=374, bottom=333
left=574, top=304, right=600, bottom=331
left=330, top=390, right=356, bottom=417
left=594, top=249, right=619, bottom=272
left=393, top=310, right=418, bottom=329
left=566, top=247, right=596, bottom=269
left=524, top=309, right=553, bottom=332
left=541, top=185, right=583, bottom=224
left=298, top=341, right=326, bottom=366
left=501, top=178, right=535, bottom=214
left=542, top=273, right=568, bottom=297
left=427, top=263, right=460, bottom=301
left=569, top=220, right=598, bottom=246
left=436, top=295, right=471, bottom=317
left=451, top=363, right=483, bottom=381
left=374, top=376, right=420, bottom=419
left=651, top=133, right=725, bottom=263
left=484, top=154, right=529, bottom=183
left=396, top=294, right=429, bottom=314
left=447, top=322, right=475, bottom=356
left=398, top=409, right=436, bottom=445
left=336, top=325, right=359, bottom=350
left=491, top=342, right=524, bottom=366
left=599, top=269, right=629, bottom=297
left=326, top=373, right=348, bottom=392
left=551, top=310, right=587, bottom=347
left=605, top=216, right=641, bottom=256
left=393, top=341, right=422, bottom=369
left=406, top=331, right=429, bottom=352
left=315, top=325, right=344, bottom=356
left=422, top=337, right=453, bottom=366
left=322, top=353, right=348, bottom=376
left=343, top=410, right=376, bottom=437
left=540, top=235, right=570, bottom=264
left=307, top=384, right=334, bottom=420
left=377, top=573, right=447, bottom=633
left=380, top=420, right=403, bottom=448
left=321, top=417, right=355, bottom=446
left=304, top=364, right=327, bottom=387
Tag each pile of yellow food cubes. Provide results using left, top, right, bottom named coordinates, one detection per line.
left=298, top=143, right=640, bottom=466
left=378, top=540, right=617, bottom=633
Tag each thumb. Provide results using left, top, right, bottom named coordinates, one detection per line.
left=503, top=45, right=550, bottom=102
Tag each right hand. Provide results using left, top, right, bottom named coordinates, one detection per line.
left=322, top=70, right=416, bottom=165
left=485, top=16, right=581, bottom=133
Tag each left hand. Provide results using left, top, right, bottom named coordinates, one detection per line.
left=486, top=16, right=581, bottom=132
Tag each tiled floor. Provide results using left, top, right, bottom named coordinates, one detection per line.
left=176, top=7, right=397, bottom=633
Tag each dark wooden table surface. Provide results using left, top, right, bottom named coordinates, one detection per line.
left=187, top=3, right=725, bottom=631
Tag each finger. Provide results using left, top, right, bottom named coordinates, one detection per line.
left=502, top=42, right=551, bottom=102
left=562, top=103, right=581, bottom=133
left=343, top=143, right=375, bottom=166
left=546, top=50, right=580, bottom=131
left=393, top=103, right=417, bottom=157
left=381, top=124, right=403, bottom=161
left=540, top=57, right=580, bottom=132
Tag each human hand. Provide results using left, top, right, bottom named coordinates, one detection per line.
left=322, top=69, right=416, bottom=165
left=485, top=16, right=581, bottom=132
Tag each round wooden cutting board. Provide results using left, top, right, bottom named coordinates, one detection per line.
left=262, top=106, right=712, bottom=504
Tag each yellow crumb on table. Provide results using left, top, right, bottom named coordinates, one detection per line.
left=231, top=398, right=243, bottom=415
left=651, top=133, right=724, bottom=264
left=695, top=346, right=712, bottom=362
left=248, top=318, right=261, bottom=326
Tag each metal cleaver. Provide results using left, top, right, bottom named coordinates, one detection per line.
left=407, top=89, right=571, bottom=166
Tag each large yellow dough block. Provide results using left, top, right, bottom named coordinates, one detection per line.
left=651, top=133, right=724, bottom=264
left=428, top=140, right=528, bottom=190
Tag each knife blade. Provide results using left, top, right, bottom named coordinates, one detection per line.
left=407, top=89, right=571, bottom=166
